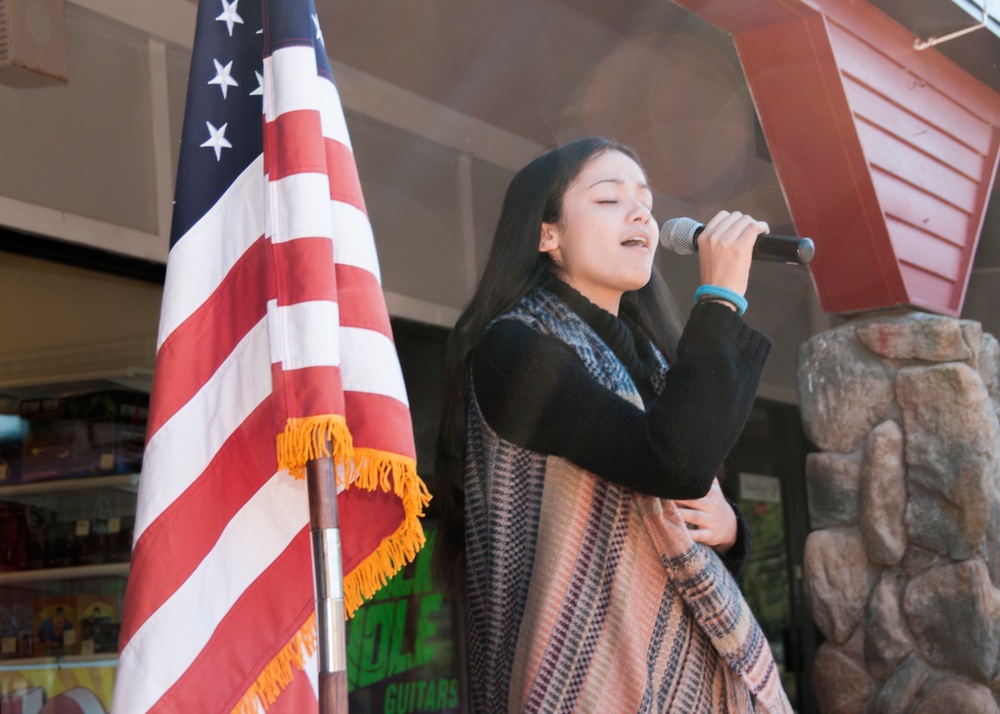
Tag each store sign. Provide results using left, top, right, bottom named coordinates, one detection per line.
left=347, top=527, right=461, bottom=714
left=0, top=662, right=115, bottom=713
left=740, top=472, right=782, bottom=504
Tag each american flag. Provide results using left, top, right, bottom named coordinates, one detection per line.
left=111, top=0, right=430, bottom=711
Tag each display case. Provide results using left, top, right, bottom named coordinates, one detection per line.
left=0, top=377, right=147, bottom=713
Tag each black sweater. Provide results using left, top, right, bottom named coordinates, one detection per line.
left=471, top=281, right=772, bottom=574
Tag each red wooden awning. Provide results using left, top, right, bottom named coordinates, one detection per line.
left=674, top=0, right=1000, bottom=316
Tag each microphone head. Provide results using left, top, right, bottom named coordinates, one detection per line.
left=659, top=216, right=700, bottom=255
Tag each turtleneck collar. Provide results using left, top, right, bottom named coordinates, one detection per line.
left=545, top=278, right=655, bottom=382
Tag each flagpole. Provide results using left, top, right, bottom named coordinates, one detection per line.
left=306, top=445, right=349, bottom=714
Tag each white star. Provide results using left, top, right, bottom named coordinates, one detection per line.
left=250, top=70, right=264, bottom=96
left=216, top=0, right=244, bottom=37
left=208, top=59, right=239, bottom=99
left=201, top=121, right=232, bottom=161
left=312, top=14, right=324, bottom=45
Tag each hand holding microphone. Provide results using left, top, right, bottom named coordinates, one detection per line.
left=670, top=211, right=771, bottom=303
left=660, top=215, right=815, bottom=266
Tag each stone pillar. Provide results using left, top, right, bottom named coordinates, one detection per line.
left=798, top=310, right=1000, bottom=713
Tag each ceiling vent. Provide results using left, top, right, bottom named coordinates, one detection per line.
left=0, top=0, right=67, bottom=87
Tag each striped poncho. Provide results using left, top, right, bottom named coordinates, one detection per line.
left=464, top=287, right=792, bottom=713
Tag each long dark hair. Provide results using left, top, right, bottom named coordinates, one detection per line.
left=432, top=137, right=684, bottom=598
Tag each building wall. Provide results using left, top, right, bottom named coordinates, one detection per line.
left=5, top=0, right=991, bottom=404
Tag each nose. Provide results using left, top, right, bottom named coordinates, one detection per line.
left=628, top=198, right=651, bottom=223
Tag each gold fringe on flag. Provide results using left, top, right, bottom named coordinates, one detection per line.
left=276, top=415, right=354, bottom=480
left=276, top=417, right=433, bottom=618
left=235, top=421, right=431, bottom=711
left=231, top=613, right=318, bottom=714
left=342, top=447, right=432, bottom=618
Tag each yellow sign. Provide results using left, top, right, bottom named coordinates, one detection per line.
left=0, top=660, right=116, bottom=712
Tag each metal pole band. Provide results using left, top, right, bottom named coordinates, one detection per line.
left=313, top=528, right=344, bottom=599
left=313, top=527, right=346, bottom=673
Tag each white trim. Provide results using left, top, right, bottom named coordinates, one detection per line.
left=383, top=291, right=461, bottom=328
left=949, top=0, right=1000, bottom=38
left=0, top=196, right=167, bottom=262
left=148, top=39, right=173, bottom=241
left=68, top=0, right=196, bottom=48
left=457, top=154, right=478, bottom=296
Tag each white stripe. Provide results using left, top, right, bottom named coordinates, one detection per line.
left=265, top=46, right=319, bottom=122
left=331, top=200, right=381, bottom=283
left=112, top=472, right=309, bottom=713
left=135, top=319, right=272, bottom=542
left=263, top=46, right=351, bottom=148
left=158, top=155, right=265, bottom=349
left=268, top=299, right=342, bottom=370
left=268, top=172, right=334, bottom=243
left=340, top=326, right=409, bottom=406
left=318, top=74, right=352, bottom=149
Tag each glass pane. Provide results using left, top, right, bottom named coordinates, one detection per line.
left=739, top=471, right=796, bottom=704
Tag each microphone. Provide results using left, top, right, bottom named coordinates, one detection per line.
left=659, top=216, right=815, bottom=265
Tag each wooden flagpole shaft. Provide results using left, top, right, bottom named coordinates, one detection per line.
left=306, top=447, right=349, bottom=714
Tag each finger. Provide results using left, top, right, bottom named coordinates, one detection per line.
left=688, top=526, right=719, bottom=546
left=726, top=214, right=766, bottom=246
left=735, top=218, right=769, bottom=246
left=704, top=211, right=745, bottom=243
left=677, top=507, right=708, bottom=529
left=702, top=210, right=731, bottom=233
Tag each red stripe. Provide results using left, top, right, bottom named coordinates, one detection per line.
left=149, top=529, right=314, bottom=714
left=326, top=138, right=366, bottom=213
left=336, top=263, right=392, bottom=338
left=272, top=236, right=337, bottom=306
left=264, top=109, right=326, bottom=180
left=271, top=364, right=346, bottom=429
left=262, top=110, right=366, bottom=215
left=339, top=484, right=407, bottom=574
left=120, top=399, right=278, bottom=647
left=148, top=238, right=269, bottom=439
left=343, top=391, right=416, bottom=459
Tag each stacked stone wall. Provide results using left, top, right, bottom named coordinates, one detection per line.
left=798, top=310, right=1000, bottom=712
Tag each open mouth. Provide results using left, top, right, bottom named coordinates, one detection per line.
left=621, top=236, right=648, bottom=248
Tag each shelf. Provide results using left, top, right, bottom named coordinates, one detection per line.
left=0, top=653, right=120, bottom=671
left=0, top=370, right=153, bottom=397
left=0, top=473, right=140, bottom=498
left=0, top=562, right=129, bottom=585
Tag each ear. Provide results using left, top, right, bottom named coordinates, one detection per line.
left=539, top=222, right=559, bottom=254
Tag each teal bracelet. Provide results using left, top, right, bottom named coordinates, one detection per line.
left=694, top=284, right=748, bottom=316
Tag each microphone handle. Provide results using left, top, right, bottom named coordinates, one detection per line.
left=752, top=235, right=815, bottom=265
left=692, top=227, right=814, bottom=265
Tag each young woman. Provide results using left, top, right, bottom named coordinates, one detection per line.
left=435, top=137, right=792, bottom=713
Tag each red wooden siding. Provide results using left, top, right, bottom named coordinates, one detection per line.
left=672, top=0, right=1000, bottom=316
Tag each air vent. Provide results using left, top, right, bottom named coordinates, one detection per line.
left=0, top=0, right=67, bottom=88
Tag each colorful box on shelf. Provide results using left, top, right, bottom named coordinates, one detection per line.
left=0, top=501, right=50, bottom=572
left=78, top=594, right=120, bottom=655
left=19, top=390, right=149, bottom=484
left=32, top=596, right=79, bottom=658
left=0, top=597, right=34, bottom=660
left=0, top=413, right=24, bottom=485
